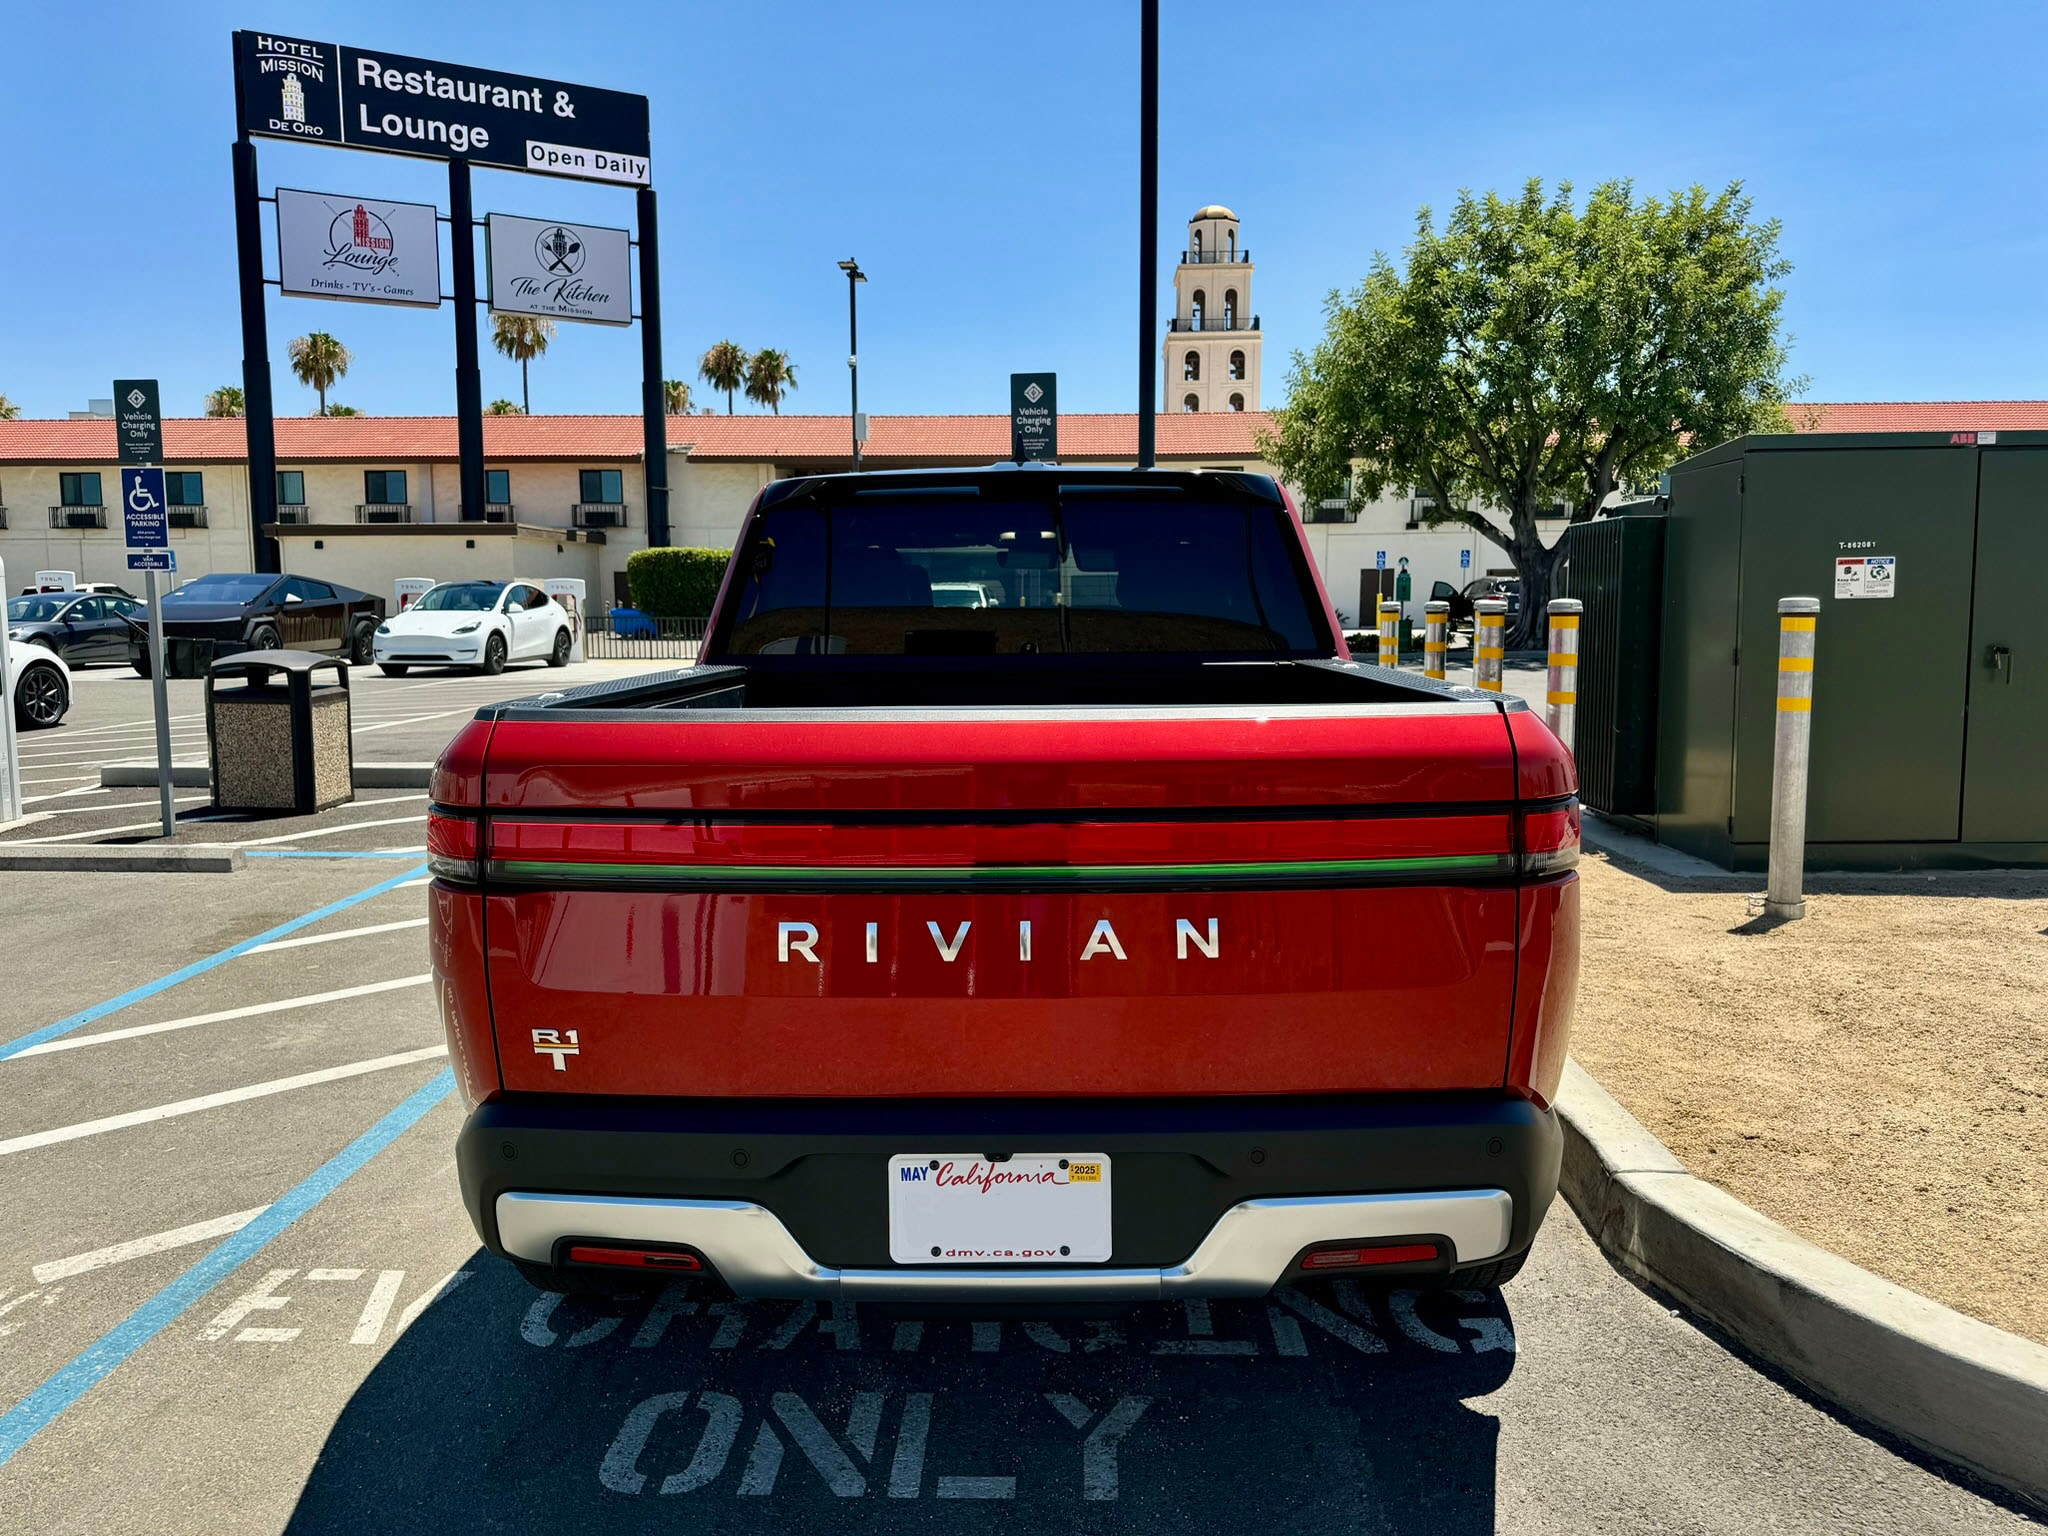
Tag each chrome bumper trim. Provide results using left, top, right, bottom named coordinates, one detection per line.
left=494, top=1189, right=1513, bottom=1300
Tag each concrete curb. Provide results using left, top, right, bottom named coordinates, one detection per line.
left=0, top=846, right=244, bottom=873
left=102, top=762, right=434, bottom=790
left=1556, top=1058, right=2048, bottom=1512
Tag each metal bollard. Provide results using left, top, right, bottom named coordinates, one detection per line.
left=1473, top=599, right=1507, bottom=692
left=1546, top=599, right=1583, bottom=751
left=1765, top=596, right=1820, bottom=921
left=1377, top=599, right=1400, bottom=668
left=1423, top=600, right=1450, bottom=682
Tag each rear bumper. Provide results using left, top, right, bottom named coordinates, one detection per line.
left=457, top=1092, right=1561, bottom=1299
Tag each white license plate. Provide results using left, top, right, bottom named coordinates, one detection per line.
left=888, top=1153, right=1111, bottom=1264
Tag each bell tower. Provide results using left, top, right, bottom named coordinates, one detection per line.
left=1163, top=205, right=1260, bottom=413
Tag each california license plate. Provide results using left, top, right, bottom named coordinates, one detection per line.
left=887, top=1153, right=1112, bottom=1264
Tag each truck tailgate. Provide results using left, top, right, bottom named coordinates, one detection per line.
left=466, top=707, right=1529, bottom=1098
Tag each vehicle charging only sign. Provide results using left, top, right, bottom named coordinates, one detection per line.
left=122, top=467, right=169, bottom=549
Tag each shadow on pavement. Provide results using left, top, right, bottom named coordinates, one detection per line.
left=285, top=1252, right=1516, bottom=1535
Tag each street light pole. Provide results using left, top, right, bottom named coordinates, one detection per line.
left=839, top=258, right=867, bottom=471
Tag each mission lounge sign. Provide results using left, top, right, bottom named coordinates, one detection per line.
left=233, top=32, right=651, bottom=185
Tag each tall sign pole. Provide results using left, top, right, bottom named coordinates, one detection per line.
left=231, top=129, right=280, bottom=574
left=1136, top=0, right=1159, bottom=470
left=638, top=186, right=669, bottom=547
left=116, top=378, right=176, bottom=840
left=0, top=558, right=19, bottom=827
left=449, top=162, right=487, bottom=521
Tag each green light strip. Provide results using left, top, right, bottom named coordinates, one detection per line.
left=491, top=853, right=1511, bottom=885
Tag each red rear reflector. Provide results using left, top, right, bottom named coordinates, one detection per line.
left=1300, top=1243, right=1440, bottom=1270
left=427, top=809, right=480, bottom=882
left=1520, top=800, right=1581, bottom=876
left=566, top=1245, right=703, bottom=1272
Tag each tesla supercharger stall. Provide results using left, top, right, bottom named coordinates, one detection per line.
left=394, top=577, right=435, bottom=612
left=544, top=578, right=586, bottom=663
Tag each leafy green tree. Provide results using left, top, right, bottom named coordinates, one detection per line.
left=699, top=340, right=748, bottom=413
left=0, top=394, right=20, bottom=421
left=663, top=379, right=693, bottom=414
left=744, top=349, right=798, bottom=415
left=491, top=314, right=556, bottom=414
left=287, top=332, right=352, bottom=416
left=204, top=385, right=245, bottom=418
left=323, top=403, right=362, bottom=417
left=486, top=398, right=525, bottom=415
left=1261, top=179, right=1797, bottom=643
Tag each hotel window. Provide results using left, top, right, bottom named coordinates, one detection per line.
left=166, top=472, right=204, bottom=505
left=486, top=469, right=511, bottom=505
left=580, top=468, right=624, bottom=504
left=1183, top=394, right=1200, bottom=413
left=1229, top=350, right=1246, bottom=381
left=60, top=472, right=102, bottom=506
left=1228, top=394, right=1245, bottom=412
left=364, top=470, right=408, bottom=505
left=1183, top=351, right=1200, bottom=382
left=276, top=471, right=305, bottom=504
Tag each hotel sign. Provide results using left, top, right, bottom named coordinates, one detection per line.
left=276, top=189, right=442, bottom=308
left=232, top=32, right=651, bottom=185
left=486, top=214, right=633, bottom=327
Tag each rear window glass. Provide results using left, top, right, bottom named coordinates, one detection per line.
left=720, top=489, right=1324, bottom=656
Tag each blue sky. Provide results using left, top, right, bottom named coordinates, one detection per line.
left=5, top=0, right=2046, bottom=421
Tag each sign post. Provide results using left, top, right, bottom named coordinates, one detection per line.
left=119, top=390, right=177, bottom=840
left=0, top=558, right=19, bottom=827
left=1010, top=373, right=1058, bottom=462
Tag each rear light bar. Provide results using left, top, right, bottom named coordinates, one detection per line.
left=1299, top=1241, right=1443, bottom=1271
left=564, top=1244, right=704, bottom=1273
left=427, top=806, right=479, bottom=883
left=1520, top=799, right=1580, bottom=876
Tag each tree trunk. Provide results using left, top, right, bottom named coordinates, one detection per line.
left=521, top=359, right=530, bottom=414
left=1506, top=533, right=1561, bottom=650
left=726, top=388, right=734, bottom=414
left=317, top=382, right=326, bottom=416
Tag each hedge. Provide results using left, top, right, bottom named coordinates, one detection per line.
left=626, top=547, right=732, bottom=617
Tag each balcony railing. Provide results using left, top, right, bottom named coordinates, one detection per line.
left=274, top=505, right=310, bottom=524
left=1180, top=248, right=1249, bottom=264
left=169, top=506, right=208, bottom=529
left=455, top=503, right=517, bottom=522
left=356, top=503, right=415, bottom=524
left=50, top=506, right=108, bottom=530
left=1168, top=314, right=1258, bottom=333
left=573, top=503, right=629, bottom=529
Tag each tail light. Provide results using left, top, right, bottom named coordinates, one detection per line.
left=565, top=1244, right=704, bottom=1273
left=1520, top=799, right=1580, bottom=877
left=1299, top=1241, right=1443, bottom=1272
left=427, top=808, right=480, bottom=883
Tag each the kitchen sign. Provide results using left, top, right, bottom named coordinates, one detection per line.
left=233, top=32, right=651, bottom=185
left=486, top=214, right=632, bottom=326
left=277, top=188, right=442, bottom=307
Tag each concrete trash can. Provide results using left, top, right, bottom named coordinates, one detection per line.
left=206, top=650, right=354, bottom=815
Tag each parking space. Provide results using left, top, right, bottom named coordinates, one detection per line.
left=1, top=659, right=676, bottom=850
left=0, top=856, right=2033, bottom=1532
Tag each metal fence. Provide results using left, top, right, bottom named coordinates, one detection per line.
left=582, top=612, right=707, bottom=662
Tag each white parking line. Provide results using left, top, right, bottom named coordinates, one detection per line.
left=350, top=708, right=479, bottom=735
left=0, top=1046, right=448, bottom=1157
left=31, top=1207, right=270, bottom=1284
left=246, top=918, right=428, bottom=955
left=8, top=976, right=431, bottom=1057
left=213, top=813, right=426, bottom=849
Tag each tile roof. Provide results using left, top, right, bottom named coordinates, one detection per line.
left=5, top=402, right=2043, bottom=466
left=0, top=411, right=1276, bottom=465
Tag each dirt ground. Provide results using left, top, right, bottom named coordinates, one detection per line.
left=1568, top=853, right=2048, bottom=1345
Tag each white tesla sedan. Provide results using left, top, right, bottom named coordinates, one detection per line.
left=7, top=638, right=72, bottom=730
left=370, top=580, right=575, bottom=677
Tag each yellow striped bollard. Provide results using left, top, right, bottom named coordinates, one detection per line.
left=1545, top=598, right=1582, bottom=751
left=1377, top=599, right=1400, bottom=668
left=1473, top=598, right=1507, bottom=692
left=1423, top=600, right=1450, bottom=682
left=1765, top=596, right=1820, bottom=921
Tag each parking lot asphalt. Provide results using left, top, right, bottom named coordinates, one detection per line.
left=0, top=850, right=2036, bottom=1533
left=1, top=658, right=677, bottom=850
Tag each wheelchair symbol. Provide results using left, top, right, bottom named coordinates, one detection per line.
left=127, top=478, right=160, bottom=514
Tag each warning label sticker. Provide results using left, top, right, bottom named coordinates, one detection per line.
left=1834, top=555, right=1896, bottom=599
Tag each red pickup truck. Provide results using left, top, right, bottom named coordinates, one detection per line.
left=428, top=464, right=1579, bottom=1303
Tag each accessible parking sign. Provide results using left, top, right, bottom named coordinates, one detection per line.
left=122, top=467, right=169, bottom=549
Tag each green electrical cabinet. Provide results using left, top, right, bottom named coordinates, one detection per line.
left=1655, top=431, right=2048, bottom=869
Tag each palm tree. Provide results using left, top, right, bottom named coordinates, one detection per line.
left=0, top=393, right=21, bottom=421
left=287, top=332, right=352, bottom=415
left=204, top=385, right=245, bottom=418
left=744, top=349, right=798, bottom=415
left=323, top=403, right=362, bottom=417
left=699, top=340, right=748, bottom=414
left=663, top=379, right=692, bottom=415
left=491, top=314, right=556, bottom=414
left=486, top=398, right=525, bottom=415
